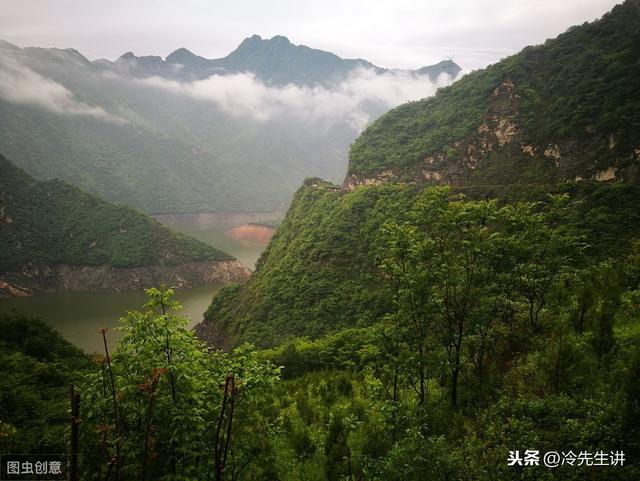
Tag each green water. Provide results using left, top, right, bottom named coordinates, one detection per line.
left=160, top=214, right=276, bottom=270
left=0, top=213, right=280, bottom=352
left=0, top=283, right=222, bottom=353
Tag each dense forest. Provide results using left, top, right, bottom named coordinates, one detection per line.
left=2, top=1, right=640, bottom=480
left=0, top=154, right=230, bottom=271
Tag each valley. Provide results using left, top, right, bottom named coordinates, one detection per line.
left=1, top=1, right=638, bottom=480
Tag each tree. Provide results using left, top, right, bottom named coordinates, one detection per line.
left=80, top=287, right=280, bottom=481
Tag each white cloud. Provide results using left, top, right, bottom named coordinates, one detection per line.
left=138, top=67, right=453, bottom=131
left=0, top=52, right=124, bottom=121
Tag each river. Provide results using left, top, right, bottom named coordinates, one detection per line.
left=0, top=212, right=281, bottom=353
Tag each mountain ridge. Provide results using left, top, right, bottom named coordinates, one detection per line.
left=110, top=34, right=461, bottom=86
left=346, top=0, right=640, bottom=188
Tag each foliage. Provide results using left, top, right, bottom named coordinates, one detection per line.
left=0, top=155, right=231, bottom=271
left=0, top=313, right=90, bottom=453
left=79, top=287, right=280, bottom=481
left=204, top=179, right=640, bottom=348
left=349, top=0, right=640, bottom=177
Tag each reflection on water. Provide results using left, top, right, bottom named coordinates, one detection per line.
left=0, top=211, right=282, bottom=352
left=0, top=283, right=223, bottom=353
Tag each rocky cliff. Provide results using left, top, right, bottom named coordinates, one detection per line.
left=0, top=260, right=250, bottom=297
left=347, top=0, right=640, bottom=189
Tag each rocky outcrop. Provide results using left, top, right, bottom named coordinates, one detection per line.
left=0, top=260, right=251, bottom=297
left=344, top=78, right=639, bottom=190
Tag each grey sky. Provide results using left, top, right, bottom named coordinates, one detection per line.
left=0, top=0, right=621, bottom=70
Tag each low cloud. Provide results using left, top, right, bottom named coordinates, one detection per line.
left=0, top=53, right=124, bottom=122
left=138, top=68, right=453, bottom=131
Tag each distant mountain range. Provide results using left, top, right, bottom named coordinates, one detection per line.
left=104, top=35, right=460, bottom=86
left=0, top=36, right=459, bottom=214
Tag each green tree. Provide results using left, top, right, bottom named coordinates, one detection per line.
left=80, top=287, right=280, bottom=481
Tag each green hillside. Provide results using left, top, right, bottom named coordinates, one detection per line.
left=0, top=154, right=230, bottom=272
left=349, top=0, right=640, bottom=183
left=191, top=6, right=640, bottom=477
left=201, top=1, right=640, bottom=347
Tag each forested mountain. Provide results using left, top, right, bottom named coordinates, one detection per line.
left=347, top=0, right=640, bottom=186
left=185, top=3, right=640, bottom=478
left=199, top=0, right=640, bottom=347
left=0, top=37, right=458, bottom=214
left=4, top=2, right=640, bottom=480
left=0, top=155, right=249, bottom=296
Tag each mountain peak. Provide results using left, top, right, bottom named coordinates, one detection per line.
left=166, top=47, right=200, bottom=64
left=118, top=51, right=136, bottom=61
left=269, top=35, right=291, bottom=45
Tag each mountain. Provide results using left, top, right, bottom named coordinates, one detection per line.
left=0, top=154, right=249, bottom=297
left=109, top=35, right=461, bottom=86
left=196, top=0, right=640, bottom=348
left=188, top=7, right=640, bottom=477
left=0, top=37, right=458, bottom=214
left=346, top=1, right=640, bottom=188
left=0, top=39, right=306, bottom=214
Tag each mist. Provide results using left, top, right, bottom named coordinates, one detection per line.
left=0, top=52, right=122, bottom=122
left=137, top=67, right=454, bottom=131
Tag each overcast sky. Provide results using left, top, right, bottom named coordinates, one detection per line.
left=0, top=0, right=621, bottom=70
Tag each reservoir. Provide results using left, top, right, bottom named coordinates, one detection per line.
left=0, top=212, right=280, bottom=352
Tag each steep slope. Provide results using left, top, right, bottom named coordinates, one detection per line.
left=347, top=0, right=640, bottom=187
left=197, top=0, right=640, bottom=348
left=0, top=155, right=250, bottom=297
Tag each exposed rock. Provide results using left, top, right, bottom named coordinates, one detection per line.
left=225, top=224, right=275, bottom=244
left=544, top=144, right=561, bottom=160
left=594, top=167, right=618, bottom=182
left=422, top=170, right=443, bottom=181
left=0, top=279, right=30, bottom=297
left=494, top=118, right=518, bottom=146
left=0, top=260, right=250, bottom=298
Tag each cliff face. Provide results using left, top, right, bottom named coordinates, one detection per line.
left=0, top=260, right=250, bottom=297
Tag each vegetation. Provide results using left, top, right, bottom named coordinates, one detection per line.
left=349, top=0, right=640, bottom=177
left=5, top=186, right=640, bottom=479
left=79, top=287, right=280, bottom=481
left=204, top=180, right=640, bottom=347
left=0, top=313, right=90, bottom=454
left=3, top=2, right=640, bottom=480
left=0, top=155, right=231, bottom=271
